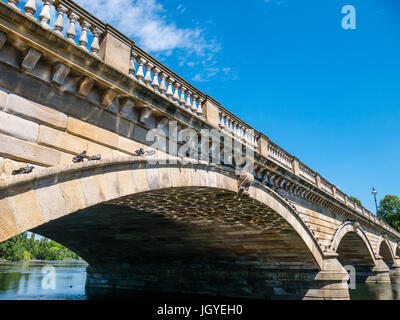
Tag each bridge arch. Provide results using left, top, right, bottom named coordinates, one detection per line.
left=331, top=221, right=377, bottom=269
left=0, top=156, right=332, bottom=298
left=376, top=235, right=396, bottom=265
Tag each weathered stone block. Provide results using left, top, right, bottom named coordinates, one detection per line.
left=96, top=169, right=120, bottom=201
left=59, top=178, right=87, bottom=213
left=35, top=179, right=67, bottom=223
left=80, top=169, right=106, bottom=206
left=0, top=192, right=18, bottom=242
left=203, top=99, right=220, bottom=129
left=0, top=133, right=60, bottom=166
left=0, top=89, right=7, bottom=110
left=118, top=136, right=143, bottom=155
left=8, top=183, right=44, bottom=232
left=7, top=94, right=67, bottom=130
left=99, top=28, right=131, bottom=75
left=67, top=117, right=119, bottom=149
left=87, top=142, right=114, bottom=160
left=0, top=111, right=39, bottom=142
left=258, top=136, right=269, bottom=159
left=38, top=125, right=88, bottom=155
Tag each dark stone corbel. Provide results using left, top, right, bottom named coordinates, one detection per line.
left=237, top=171, right=254, bottom=196
left=21, top=47, right=42, bottom=71
left=51, top=63, right=70, bottom=86
left=139, top=107, right=156, bottom=128
left=101, top=88, right=117, bottom=107
left=0, top=32, right=7, bottom=50
left=77, top=77, right=95, bottom=97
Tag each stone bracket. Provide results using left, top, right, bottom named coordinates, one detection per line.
left=77, top=77, right=95, bottom=97
left=21, top=47, right=42, bottom=72
left=237, top=171, right=254, bottom=196
left=51, top=63, right=71, bottom=86
left=101, top=89, right=117, bottom=108
left=0, top=31, right=7, bottom=50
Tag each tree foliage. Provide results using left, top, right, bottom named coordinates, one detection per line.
left=0, top=233, right=81, bottom=262
left=378, top=195, right=400, bottom=232
left=350, top=196, right=362, bottom=206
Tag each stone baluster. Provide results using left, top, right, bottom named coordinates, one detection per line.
left=230, top=120, right=235, bottom=135
left=39, top=0, right=55, bottom=28
left=151, top=67, right=160, bottom=91
left=173, top=83, right=180, bottom=103
left=91, top=28, right=102, bottom=56
left=24, top=0, right=38, bottom=18
left=129, top=51, right=137, bottom=79
left=67, top=13, right=79, bottom=43
left=225, top=117, right=230, bottom=132
left=179, top=87, right=186, bottom=106
left=159, top=73, right=168, bottom=96
left=185, top=91, right=192, bottom=110
left=7, top=0, right=19, bottom=9
left=191, top=94, right=198, bottom=113
left=79, top=20, right=91, bottom=50
left=144, top=62, right=154, bottom=87
left=197, top=97, right=204, bottom=116
left=136, top=57, right=146, bottom=82
left=166, top=77, right=175, bottom=99
left=219, top=112, right=225, bottom=128
left=54, top=4, right=67, bottom=34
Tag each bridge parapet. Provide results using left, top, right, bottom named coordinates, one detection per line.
left=0, top=0, right=398, bottom=240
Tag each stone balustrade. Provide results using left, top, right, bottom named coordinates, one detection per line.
left=1, top=0, right=399, bottom=238
left=299, top=163, right=317, bottom=185
left=130, top=47, right=206, bottom=118
left=267, top=142, right=293, bottom=170
left=218, top=109, right=258, bottom=149
left=320, top=177, right=334, bottom=196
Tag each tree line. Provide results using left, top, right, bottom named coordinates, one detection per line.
left=0, top=233, right=81, bottom=262
left=347, top=195, right=400, bottom=232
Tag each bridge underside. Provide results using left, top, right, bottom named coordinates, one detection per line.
left=33, top=187, right=324, bottom=300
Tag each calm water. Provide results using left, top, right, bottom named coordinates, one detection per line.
left=0, top=261, right=399, bottom=300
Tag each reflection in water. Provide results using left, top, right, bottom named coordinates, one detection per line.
left=0, top=261, right=88, bottom=300
left=350, top=283, right=400, bottom=300
left=2, top=261, right=400, bottom=300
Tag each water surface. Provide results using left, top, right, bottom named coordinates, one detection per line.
left=1, top=261, right=399, bottom=300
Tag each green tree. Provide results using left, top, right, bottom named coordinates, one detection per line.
left=378, top=195, right=400, bottom=232
left=350, top=197, right=362, bottom=206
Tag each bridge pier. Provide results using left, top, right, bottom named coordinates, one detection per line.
left=364, top=259, right=391, bottom=283
left=86, top=257, right=350, bottom=300
left=303, top=255, right=349, bottom=300
left=390, top=259, right=400, bottom=284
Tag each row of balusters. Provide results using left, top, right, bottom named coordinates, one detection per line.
left=218, top=111, right=258, bottom=148
left=268, top=143, right=293, bottom=169
left=7, top=0, right=102, bottom=55
left=129, top=51, right=204, bottom=117
left=6, top=0, right=206, bottom=117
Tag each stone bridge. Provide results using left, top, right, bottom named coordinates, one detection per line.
left=0, top=0, right=399, bottom=300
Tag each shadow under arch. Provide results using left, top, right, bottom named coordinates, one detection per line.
left=331, top=222, right=379, bottom=282
left=376, top=235, right=396, bottom=267
left=3, top=157, right=328, bottom=299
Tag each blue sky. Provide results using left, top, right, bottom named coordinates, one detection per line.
left=74, top=0, right=400, bottom=213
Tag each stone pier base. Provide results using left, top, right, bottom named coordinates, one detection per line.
left=86, top=259, right=350, bottom=300
left=390, top=262, right=400, bottom=284
left=354, top=261, right=391, bottom=283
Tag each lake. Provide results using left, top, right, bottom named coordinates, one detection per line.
left=0, top=261, right=399, bottom=300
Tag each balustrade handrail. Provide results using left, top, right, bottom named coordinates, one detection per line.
left=1, top=0, right=398, bottom=238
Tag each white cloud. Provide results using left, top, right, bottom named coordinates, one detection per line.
left=75, top=0, right=219, bottom=56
